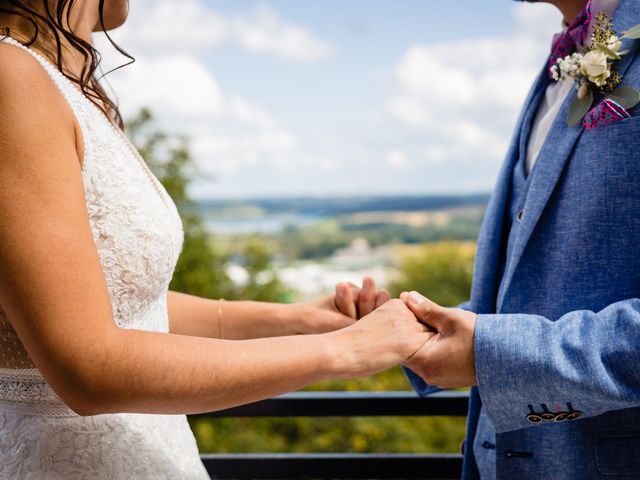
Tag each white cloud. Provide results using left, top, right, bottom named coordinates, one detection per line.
left=422, top=145, right=447, bottom=164
left=227, top=96, right=277, bottom=128
left=232, top=6, right=334, bottom=62
left=95, top=1, right=318, bottom=195
left=108, top=55, right=225, bottom=120
left=100, top=70, right=298, bottom=196
left=99, top=50, right=298, bottom=176
left=105, top=0, right=333, bottom=62
left=386, top=150, right=409, bottom=169
left=190, top=127, right=297, bottom=176
left=386, top=3, right=562, bottom=168
left=92, top=2, right=564, bottom=198
left=394, top=46, right=475, bottom=107
left=110, top=0, right=228, bottom=53
left=317, top=157, right=340, bottom=171
left=388, top=96, right=431, bottom=127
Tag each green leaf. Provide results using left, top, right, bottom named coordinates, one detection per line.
left=606, top=86, right=640, bottom=110
left=597, top=44, right=621, bottom=60
left=567, top=88, right=594, bottom=127
left=621, top=24, right=640, bottom=39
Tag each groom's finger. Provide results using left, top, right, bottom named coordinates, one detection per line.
left=334, top=283, right=357, bottom=319
left=358, top=277, right=376, bottom=317
left=402, top=291, right=448, bottom=330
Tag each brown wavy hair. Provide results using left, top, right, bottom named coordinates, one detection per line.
left=0, top=0, right=133, bottom=128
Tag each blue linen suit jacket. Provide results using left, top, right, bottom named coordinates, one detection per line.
left=406, top=0, right=640, bottom=478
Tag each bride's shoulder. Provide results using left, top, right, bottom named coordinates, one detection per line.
left=0, top=41, right=55, bottom=92
left=0, top=42, right=76, bottom=147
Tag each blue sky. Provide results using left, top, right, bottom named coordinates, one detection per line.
left=98, top=0, right=561, bottom=198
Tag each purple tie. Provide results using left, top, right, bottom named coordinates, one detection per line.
left=548, top=0, right=593, bottom=78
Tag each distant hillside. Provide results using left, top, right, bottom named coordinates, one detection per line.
left=195, top=194, right=490, bottom=217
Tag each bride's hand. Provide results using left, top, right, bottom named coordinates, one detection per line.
left=326, top=299, right=434, bottom=378
left=290, top=277, right=390, bottom=334
left=334, top=277, right=391, bottom=319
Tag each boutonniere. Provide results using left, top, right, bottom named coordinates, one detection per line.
left=550, top=12, right=640, bottom=128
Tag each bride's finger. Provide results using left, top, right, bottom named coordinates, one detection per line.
left=375, top=289, right=390, bottom=309
left=334, top=283, right=357, bottom=319
left=358, top=277, right=376, bottom=317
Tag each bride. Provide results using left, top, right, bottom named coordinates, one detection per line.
left=0, top=1, right=431, bottom=478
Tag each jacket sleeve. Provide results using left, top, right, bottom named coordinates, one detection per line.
left=475, top=298, right=640, bottom=433
left=404, top=300, right=472, bottom=395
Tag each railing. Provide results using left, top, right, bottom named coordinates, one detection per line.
left=188, top=390, right=470, bottom=479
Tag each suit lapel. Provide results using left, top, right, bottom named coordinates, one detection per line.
left=470, top=66, right=549, bottom=313
left=496, top=0, right=640, bottom=311
left=495, top=90, right=585, bottom=310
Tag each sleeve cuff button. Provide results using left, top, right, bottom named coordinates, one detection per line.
left=526, top=414, right=543, bottom=423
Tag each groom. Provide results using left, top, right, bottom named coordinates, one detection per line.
left=400, top=0, right=640, bottom=478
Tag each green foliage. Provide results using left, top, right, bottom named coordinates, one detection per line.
left=264, top=211, right=483, bottom=261
left=621, top=23, right=640, bottom=39
left=190, top=415, right=466, bottom=454
left=310, top=367, right=413, bottom=392
left=232, top=235, right=291, bottom=303
left=126, top=108, right=233, bottom=299
left=389, top=242, right=475, bottom=307
left=189, top=370, right=467, bottom=455
left=606, top=85, right=640, bottom=109
left=277, top=221, right=351, bottom=260
left=568, top=88, right=594, bottom=128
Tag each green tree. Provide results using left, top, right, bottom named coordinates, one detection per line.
left=126, top=108, right=234, bottom=299
left=389, top=241, right=475, bottom=307
left=126, top=108, right=288, bottom=302
left=234, top=235, right=291, bottom=302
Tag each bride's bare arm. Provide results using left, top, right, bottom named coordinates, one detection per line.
left=0, top=49, right=430, bottom=417
left=166, top=291, right=318, bottom=339
left=167, top=279, right=390, bottom=340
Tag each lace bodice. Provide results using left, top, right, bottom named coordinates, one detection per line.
left=0, top=34, right=184, bottom=411
left=0, top=36, right=210, bottom=479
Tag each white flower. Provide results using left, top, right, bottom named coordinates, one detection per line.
left=580, top=50, right=611, bottom=86
left=556, top=53, right=584, bottom=81
left=551, top=65, right=560, bottom=81
left=607, top=34, right=622, bottom=52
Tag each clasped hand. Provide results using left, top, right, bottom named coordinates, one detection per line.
left=306, top=279, right=478, bottom=387
left=295, top=277, right=391, bottom=334
left=399, top=291, right=478, bottom=389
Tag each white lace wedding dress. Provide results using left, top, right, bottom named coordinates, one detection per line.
left=0, top=35, right=211, bottom=479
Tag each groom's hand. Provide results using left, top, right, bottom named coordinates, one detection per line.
left=401, top=291, right=478, bottom=389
